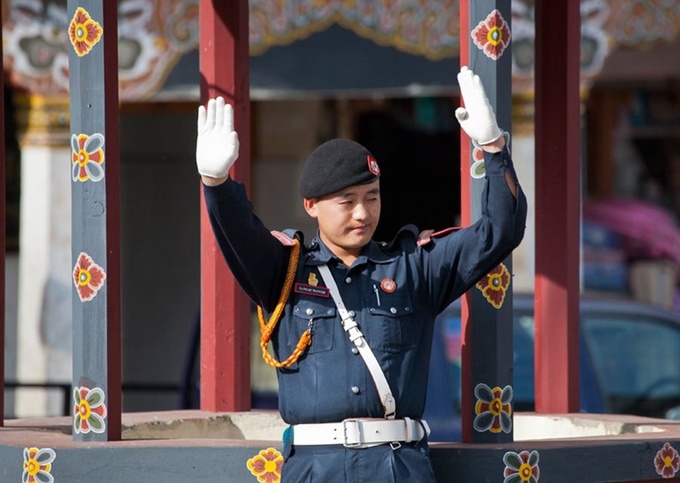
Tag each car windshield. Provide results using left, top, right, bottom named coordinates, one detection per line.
left=438, top=311, right=537, bottom=412
left=582, top=313, right=680, bottom=417
left=435, top=301, right=680, bottom=420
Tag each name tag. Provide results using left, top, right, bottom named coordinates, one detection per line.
left=294, top=283, right=330, bottom=298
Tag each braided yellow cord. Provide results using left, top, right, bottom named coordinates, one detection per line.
left=258, top=239, right=309, bottom=368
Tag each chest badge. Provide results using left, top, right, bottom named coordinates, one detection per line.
left=380, top=278, right=397, bottom=293
left=294, top=270, right=330, bottom=298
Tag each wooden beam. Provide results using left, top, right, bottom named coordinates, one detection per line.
left=460, top=0, right=514, bottom=444
left=199, top=0, right=251, bottom=412
left=534, top=1, right=581, bottom=413
left=68, top=0, right=121, bottom=441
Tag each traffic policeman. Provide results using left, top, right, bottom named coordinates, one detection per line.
left=196, top=66, right=527, bottom=482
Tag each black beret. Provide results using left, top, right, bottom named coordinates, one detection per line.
left=298, top=139, right=381, bottom=198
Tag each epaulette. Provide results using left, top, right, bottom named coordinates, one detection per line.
left=383, top=224, right=419, bottom=250
left=271, top=229, right=306, bottom=248
left=416, top=226, right=462, bottom=247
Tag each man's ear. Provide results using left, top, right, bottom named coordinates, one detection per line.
left=303, top=198, right=318, bottom=218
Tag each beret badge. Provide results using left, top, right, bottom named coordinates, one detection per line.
left=367, top=155, right=380, bottom=176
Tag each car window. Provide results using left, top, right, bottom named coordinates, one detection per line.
left=513, top=314, right=535, bottom=410
left=439, top=312, right=537, bottom=410
left=582, top=313, right=680, bottom=417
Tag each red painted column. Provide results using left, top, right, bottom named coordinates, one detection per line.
left=458, top=0, right=472, bottom=443
left=534, top=1, right=581, bottom=413
left=0, top=4, right=5, bottom=427
left=198, top=0, right=251, bottom=412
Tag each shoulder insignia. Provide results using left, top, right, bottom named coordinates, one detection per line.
left=271, top=230, right=296, bottom=247
left=384, top=224, right=419, bottom=250
left=416, top=227, right=462, bottom=246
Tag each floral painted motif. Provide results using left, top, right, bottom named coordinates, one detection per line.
left=503, top=450, right=540, bottom=483
left=73, top=253, right=107, bottom=302
left=511, top=1, right=611, bottom=91
left=474, top=383, right=512, bottom=433
left=470, top=146, right=486, bottom=179
left=247, top=447, right=283, bottom=483
left=472, top=9, right=511, bottom=60
left=73, top=386, right=108, bottom=434
left=4, top=1, right=200, bottom=99
left=476, top=263, right=511, bottom=309
left=69, top=7, right=103, bottom=57
left=22, top=447, right=56, bottom=483
left=655, top=442, right=680, bottom=478
left=250, top=0, right=460, bottom=60
left=71, top=133, right=105, bottom=182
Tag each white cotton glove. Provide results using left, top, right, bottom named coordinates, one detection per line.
left=196, top=96, right=240, bottom=179
left=455, top=66, right=503, bottom=146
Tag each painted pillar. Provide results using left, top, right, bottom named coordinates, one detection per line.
left=15, top=95, right=72, bottom=418
left=534, top=1, right=581, bottom=413
left=0, top=5, right=5, bottom=424
left=67, top=0, right=121, bottom=441
left=459, top=0, right=514, bottom=444
left=199, top=0, right=251, bottom=412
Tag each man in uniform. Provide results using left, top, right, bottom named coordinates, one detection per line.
left=196, top=66, right=527, bottom=482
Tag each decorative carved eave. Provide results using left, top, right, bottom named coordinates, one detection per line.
left=2, top=0, right=680, bottom=101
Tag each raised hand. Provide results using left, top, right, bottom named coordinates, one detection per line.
left=196, top=96, right=240, bottom=179
left=455, top=66, right=503, bottom=146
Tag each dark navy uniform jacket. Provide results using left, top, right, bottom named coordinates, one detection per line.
left=203, top=148, right=527, bottom=482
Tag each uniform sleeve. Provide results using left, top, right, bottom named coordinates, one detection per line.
left=419, top=147, right=527, bottom=313
left=202, top=178, right=289, bottom=311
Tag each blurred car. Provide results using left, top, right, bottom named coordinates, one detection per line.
left=424, top=293, right=680, bottom=442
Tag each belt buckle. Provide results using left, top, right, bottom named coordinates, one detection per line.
left=342, top=419, right=362, bottom=448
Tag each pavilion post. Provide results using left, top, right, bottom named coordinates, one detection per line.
left=534, top=0, right=581, bottom=413
left=198, top=0, right=251, bottom=412
left=459, top=0, right=515, bottom=444
left=67, top=0, right=122, bottom=441
left=0, top=3, right=6, bottom=427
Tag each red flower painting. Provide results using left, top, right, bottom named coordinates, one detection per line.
left=471, top=9, right=511, bottom=60
left=69, top=7, right=103, bottom=57
left=73, top=252, right=106, bottom=302
left=476, top=263, right=511, bottom=309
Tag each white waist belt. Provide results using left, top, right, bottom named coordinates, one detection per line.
left=292, top=417, right=430, bottom=448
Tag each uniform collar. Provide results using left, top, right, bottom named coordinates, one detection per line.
left=305, top=234, right=397, bottom=267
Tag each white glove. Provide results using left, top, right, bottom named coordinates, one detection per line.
left=196, top=96, right=240, bottom=179
left=455, top=66, right=503, bottom=145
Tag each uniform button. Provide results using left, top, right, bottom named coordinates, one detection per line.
left=370, top=308, right=375, bottom=313
left=404, top=307, right=410, bottom=312
left=348, top=310, right=356, bottom=318
left=327, top=309, right=333, bottom=315
left=390, top=307, right=397, bottom=314
left=345, top=277, right=352, bottom=284
left=351, top=386, right=360, bottom=394
left=305, top=308, right=314, bottom=316
left=351, top=347, right=359, bottom=354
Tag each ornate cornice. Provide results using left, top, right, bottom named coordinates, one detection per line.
left=2, top=0, right=679, bottom=100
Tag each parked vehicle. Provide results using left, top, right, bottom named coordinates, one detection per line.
left=424, top=293, right=680, bottom=441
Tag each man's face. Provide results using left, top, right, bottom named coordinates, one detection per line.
left=304, top=180, right=381, bottom=260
